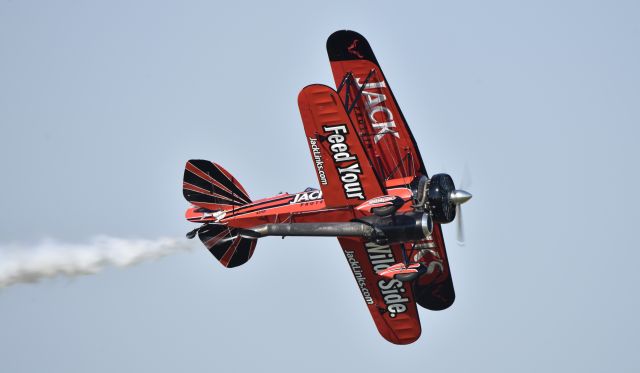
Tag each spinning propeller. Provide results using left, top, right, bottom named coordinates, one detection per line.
left=452, top=164, right=472, bottom=245
left=450, top=189, right=472, bottom=245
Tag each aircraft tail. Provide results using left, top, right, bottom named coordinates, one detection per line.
left=183, top=159, right=252, bottom=211
left=183, top=160, right=256, bottom=268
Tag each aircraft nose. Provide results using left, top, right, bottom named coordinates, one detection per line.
left=450, top=190, right=472, bottom=205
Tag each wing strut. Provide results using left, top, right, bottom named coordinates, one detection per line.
left=336, top=69, right=376, bottom=115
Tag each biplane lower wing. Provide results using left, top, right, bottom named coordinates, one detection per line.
left=298, top=84, right=384, bottom=207
left=338, top=237, right=421, bottom=344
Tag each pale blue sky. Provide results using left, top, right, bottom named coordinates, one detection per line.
left=1, top=0, right=639, bottom=372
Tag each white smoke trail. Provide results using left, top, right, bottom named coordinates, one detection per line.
left=0, top=236, right=194, bottom=288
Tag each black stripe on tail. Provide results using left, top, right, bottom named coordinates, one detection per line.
left=183, top=160, right=251, bottom=211
left=198, top=224, right=257, bottom=268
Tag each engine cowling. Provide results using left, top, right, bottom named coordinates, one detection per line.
left=413, top=174, right=457, bottom=224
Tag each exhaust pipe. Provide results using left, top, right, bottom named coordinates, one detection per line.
left=238, top=222, right=374, bottom=239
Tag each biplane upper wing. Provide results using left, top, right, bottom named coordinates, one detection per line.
left=298, top=84, right=385, bottom=207
left=338, top=237, right=421, bottom=344
left=327, top=30, right=456, bottom=311
left=326, top=30, right=427, bottom=181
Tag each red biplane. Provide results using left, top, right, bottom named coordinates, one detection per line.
left=182, top=30, right=471, bottom=344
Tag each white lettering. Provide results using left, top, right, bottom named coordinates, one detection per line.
left=322, top=124, right=365, bottom=200
left=355, top=77, right=400, bottom=143
left=365, top=242, right=410, bottom=318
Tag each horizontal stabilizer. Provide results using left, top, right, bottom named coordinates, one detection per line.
left=198, top=224, right=257, bottom=268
